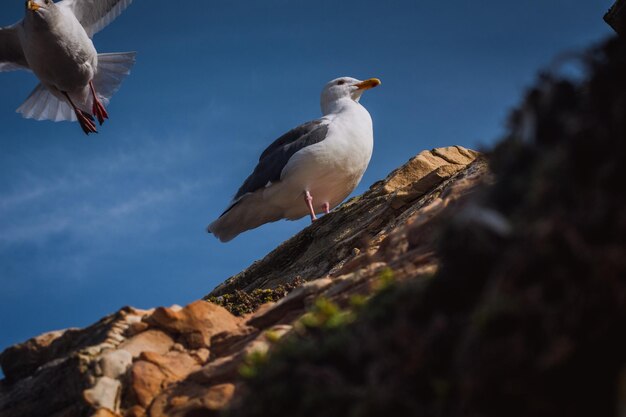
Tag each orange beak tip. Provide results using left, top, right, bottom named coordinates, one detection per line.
left=355, top=78, right=382, bottom=91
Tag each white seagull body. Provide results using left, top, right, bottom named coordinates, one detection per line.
left=208, top=76, right=381, bottom=242
left=0, top=0, right=135, bottom=134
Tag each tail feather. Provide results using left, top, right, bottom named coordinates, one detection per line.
left=93, top=52, right=136, bottom=105
left=208, top=192, right=285, bottom=243
left=16, top=51, right=136, bottom=122
left=17, top=83, right=76, bottom=122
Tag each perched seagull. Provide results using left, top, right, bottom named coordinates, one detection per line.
left=208, top=76, right=381, bottom=242
left=0, top=0, right=135, bottom=135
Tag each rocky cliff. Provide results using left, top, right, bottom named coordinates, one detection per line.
left=0, top=145, right=483, bottom=417
left=2, top=37, right=625, bottom=417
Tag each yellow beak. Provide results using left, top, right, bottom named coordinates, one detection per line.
left=354, top=78, right=381, bottom=91
left=27, top=1, right=40, bottom=11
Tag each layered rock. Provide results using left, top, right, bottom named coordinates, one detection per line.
left=0, top=145, right=484, bottom=417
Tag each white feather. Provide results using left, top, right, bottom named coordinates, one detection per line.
left=58, top=0, right=133, bottom=38
left=16, top=52, right=135, bottom=122
left=17, top=83, right=76, bottom=122
left=92, top=51, right=136, bottom=105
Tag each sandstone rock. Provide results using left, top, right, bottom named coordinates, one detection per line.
left=382, top=146, right=478, bottom=194
left=139, top=351, right=201, bottom=381
left=247, top=278, right=333, bottom=329
left=93, top=408, right=122, bottom=417
left=210, top=327, right=259, bottom=359
left=145, top=301, right=241, bottom=348
left=100, top=350, right=133, bottom=379
left=118, top=330, right=174, bottom=358
left=149, top=383, right=235, bottom=417
left=129, top=351, right=202, bottom=409
left=0, top=352, right=93, bottom=417
left=126, top=322, right=149, bottom=337
left=192, top=348, right=210, bottom=364
left=0, top=329, right=69, bottom=382
left=124, top=405, right=146, bottom=417
left=188, top=355, right=241, bottom=386
left=83, top=377, right=122, bottom=412
left=130, top=360, right=166, bottom=408
left=323, top=262, right=388, bottom=298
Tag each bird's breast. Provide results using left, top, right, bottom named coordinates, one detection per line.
left=22, top=12, right=97, bottom=92
left=276, top=108, right=374, bottom=209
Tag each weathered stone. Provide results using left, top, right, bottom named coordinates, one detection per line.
left=130, top=360, right=165, bottom=408
left=126, top=322, right=149, bottom=337
left=0, top=353, right=92, bottom=417
left=118, top=330, right=174, bottom=358
left=192, top=348, right=210, bottom=364
left=83, top=377, right=122, bottom=411
left=247, top=278, right=333, bottom=329
left=124, top=405, right=146, bottom=417
left=0, top=329, right=68, bottom=382
left=93, top=408, right=122, bottom=417
left=188, top=355, right=241, bottom=386
left=139, top=351, right=201, bottom=381
left=99, top=350, right=133, bottom=379
left=149, top=383, right=235, bottom=417
left=323, top=263, right=388, bottom=298
left=210, top=327, right=259, bottom=359
left=145, top=301, right=241, bottom=348
left=383, top=146, right=477, bottom=194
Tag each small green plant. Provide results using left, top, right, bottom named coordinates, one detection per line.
left=372, top=267, right=396, bottom=292
left=299, top=298, right=356, bottom=330
left=239, top=349, right=269, bottom=379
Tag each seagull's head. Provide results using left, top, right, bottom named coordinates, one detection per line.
left=24, top=0, right=57, bottom=22
left=321, top=77, right=381, bottom=115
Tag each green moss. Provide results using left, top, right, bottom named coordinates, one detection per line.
left=206, top=277, right=305, bottom=316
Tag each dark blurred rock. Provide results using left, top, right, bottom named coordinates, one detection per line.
left=605, top=0, right=626, bottom=35
left=226, top=38, right=626, bottom=417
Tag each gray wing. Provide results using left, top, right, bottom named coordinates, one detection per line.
left=58, top=0, right=133, bottom=37
left=221, top=120, right=330, bottom=215
left=0, top=24, right=28, bottom=72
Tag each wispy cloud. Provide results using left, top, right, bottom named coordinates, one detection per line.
left=0, top=133, right=214, bottom=248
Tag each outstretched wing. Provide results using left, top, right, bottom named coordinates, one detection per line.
left=222, top=119, right=330, bottom=214
left=0, top=24, right=28, bottom=72
left=58, top=0, right=133, bottom=37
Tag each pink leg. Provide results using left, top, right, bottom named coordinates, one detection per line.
left=304, top=191, right=317, bottom=222
left=322, top=202, right=330, bottom=214
left=64, top=92, right=97, bottom=135
left=89, top=81, right=109, bottom=126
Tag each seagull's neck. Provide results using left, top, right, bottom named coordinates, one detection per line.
left=321, top=97, right=362, bottom=117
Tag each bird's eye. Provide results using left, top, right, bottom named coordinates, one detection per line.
left=44, top=0, right=50, bottom=4
left=337, top=80, right=346, bottom=86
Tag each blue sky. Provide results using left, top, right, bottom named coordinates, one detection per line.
left=0, top=0, right=613, bottom=355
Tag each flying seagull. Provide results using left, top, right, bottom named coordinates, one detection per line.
left=0, top=0, right=135, bottom=135
left=208, top=76, right=381, bottom=242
